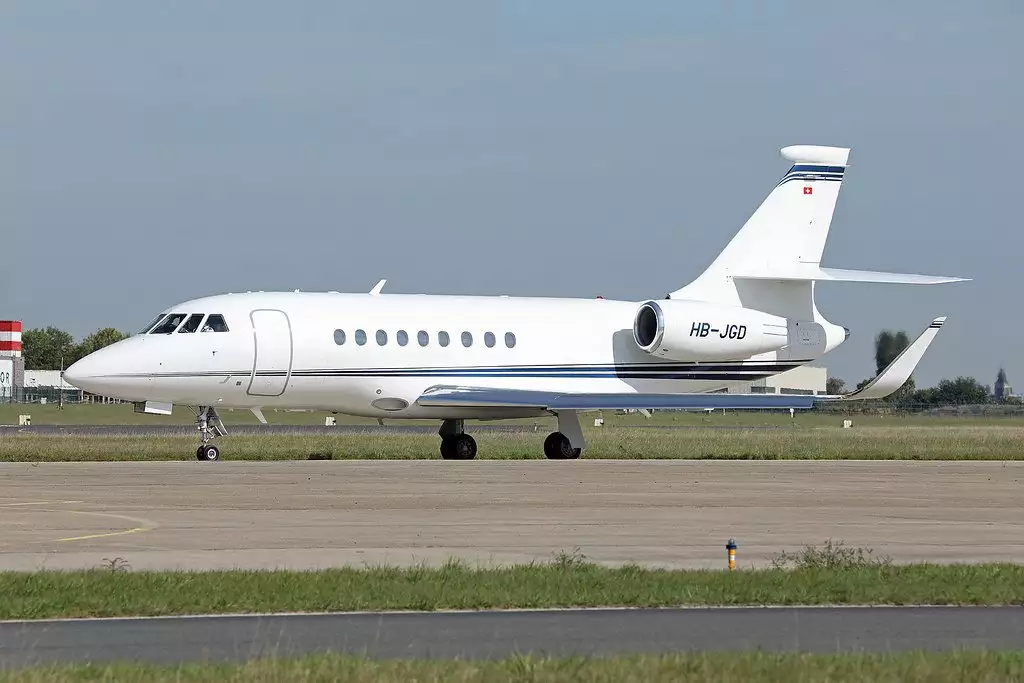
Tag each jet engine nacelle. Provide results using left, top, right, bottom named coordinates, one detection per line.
left=632, top=299, right=790, bottom=361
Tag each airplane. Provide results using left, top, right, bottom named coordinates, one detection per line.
left=63, top=144, right=968, bottom=462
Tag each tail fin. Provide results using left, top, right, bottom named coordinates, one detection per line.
left=670, top=144, right=850, bottom=305
left=668, top=144, right=967, bottom=358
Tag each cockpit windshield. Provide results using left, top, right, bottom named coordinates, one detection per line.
left=150, top=313, right=188, bottom=334
left=177, top=314, right=205, bottom=333
left=138, top=313, right=169, bottom=335
left=145, top=312, right=231, bottom=334
left=202, top=314, right=229, bottom=332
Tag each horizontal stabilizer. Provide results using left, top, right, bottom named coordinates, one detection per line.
left=417, top=386, right=817, bottom=411
left=828, top=316, right=947, bottom=401
left=733, top=267, right=969, bottom=285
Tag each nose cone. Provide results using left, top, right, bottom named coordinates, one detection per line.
left=64, top=341, right=136, bottom=398
left=63, top=351, right=105, bottom=393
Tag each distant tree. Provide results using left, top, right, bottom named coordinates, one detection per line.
left=826, top=376, right=846, bottom=395
left=915, top=376, right=990, bottom=406
left=867, top=329, right=914, bottom=404
left=994, top=367, right=1009, bottom=401
left=934, top=376, right=990, bottom=405
left=75, top=328, right=128, bottom=361
left=22, top=327, right=77, bottom=371
left=874, top=330, right=910, bottom=376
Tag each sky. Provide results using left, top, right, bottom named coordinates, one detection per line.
left=2, top=2, right=1021, bottom=388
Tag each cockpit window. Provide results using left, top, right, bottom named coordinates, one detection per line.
left=138, top=313, right=169, bottom=335
left=177, top=314, right=205, bottom=333
left=201, top=314, right=229, bottom=332
left=150, top=313, right=187, bottom=334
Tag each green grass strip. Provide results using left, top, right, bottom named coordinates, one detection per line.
left=4, top=651, right=1024, bottom=683
left=1, top=562, right=1022, bottom=620
left=4, top=424, right=1024, bottom=461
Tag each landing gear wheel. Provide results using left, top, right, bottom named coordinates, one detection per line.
left=197, top=444, right=220, bottom=461
left=453, top=434, right=477, bottom=460
left=440, top=434, right=477, bottom=460
left=544, top=431, right=581, bottom=460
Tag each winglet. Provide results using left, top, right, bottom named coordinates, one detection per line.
left=832, top=317, right=946, bottom=401
left=369, top=279, right=386, bottom=295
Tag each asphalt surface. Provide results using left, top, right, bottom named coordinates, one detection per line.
left=2, top=461, right=1022, bottom=571
left=2, top=607, right=1023, bottom=666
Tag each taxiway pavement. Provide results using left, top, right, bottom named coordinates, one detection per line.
left=2, top=606, right=1023, bottom=666
left=0, top=460, right=1021, bottom=571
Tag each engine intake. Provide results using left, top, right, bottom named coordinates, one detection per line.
left=632, top=299, right=791, bottom=361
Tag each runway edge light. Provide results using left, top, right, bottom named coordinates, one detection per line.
left=726, top=539, right=737, bottom=571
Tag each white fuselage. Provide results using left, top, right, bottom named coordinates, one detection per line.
left=65, top=291, right=820, bottom=419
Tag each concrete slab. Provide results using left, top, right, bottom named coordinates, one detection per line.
left=0, top=460, right=1020, bottom=571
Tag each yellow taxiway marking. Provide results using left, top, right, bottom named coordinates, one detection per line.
left=54, top=510, right=157, bottom=543
left=56, top=528, right=148, bottom=542
left=0, top=507, right=159, bottom=544
left=0, top=501, right=84, bottom=507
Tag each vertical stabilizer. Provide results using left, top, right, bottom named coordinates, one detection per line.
left=670, top=145, right=850, bottom=307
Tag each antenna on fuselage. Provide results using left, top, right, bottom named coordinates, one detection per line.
left=369, top=279, right=386, bottom=296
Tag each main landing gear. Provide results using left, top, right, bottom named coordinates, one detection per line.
left=543, top=431, right=581, bottom=459
left=439, top=419, right=477, bottom=460
left=193, top=406, right=227, bottom=461
left=436, top=411, right=586, bottom=460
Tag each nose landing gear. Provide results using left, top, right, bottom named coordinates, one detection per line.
left=193, top=406, right=227, bottom=461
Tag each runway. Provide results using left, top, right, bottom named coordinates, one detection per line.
left=2, top=606, right=1023, bottom=666
left=0, top=460, right=1021, bottom=571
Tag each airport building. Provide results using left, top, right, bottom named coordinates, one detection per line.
left=0, top=321, right=24, bottom=403
left=727, top=364, right=828, bottom=395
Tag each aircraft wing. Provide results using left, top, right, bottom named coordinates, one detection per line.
left=416, top=386, right=817, bottom=411
left=415, top=316, right=947, bottom=412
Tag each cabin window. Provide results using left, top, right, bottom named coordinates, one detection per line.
left=505, top=332, right=516, bottom=348
left=177, top=314, right=205, bottom=334
left=355, top=329, right=367, bottom=345
left=461, top=331, right=473, bottom=347
left=138, top=313, right=168, bottom=335
left=376, top=329, right=387, bottom=346
left=397, top=330, right=409, bottom=347
left=438, top=331, right=450, bottom=347
left=417, top=330, right=429, bottom=346
left=334, top=329, right=346, bottom=345
left=202, top=314, right=230, bottom=332
left=484, top=331, right=495, bottom=348
left=150, top=313, right=187, bottom=334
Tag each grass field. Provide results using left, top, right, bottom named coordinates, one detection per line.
left=4, top=651, right=1023, bottom=683
left=2, top=554, right=1022, bottom=619
left=4, top=403, right=1024, bottom=427
left=2, top=424, right=1023, bottom=461
left=3, top=404, right=1023, bottom=461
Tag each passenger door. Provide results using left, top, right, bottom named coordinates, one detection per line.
left=248, top=309, right=293, bottom=397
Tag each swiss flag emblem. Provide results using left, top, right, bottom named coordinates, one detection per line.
left=803, top=186, right=813, bottom=195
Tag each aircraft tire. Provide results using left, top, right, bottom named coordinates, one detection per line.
left=453, top=434, right=477, bottom=460
left=197, top=445, right=220, bottom=462
left=441, top=435, right=477, bottom=460
left=544, top=432, right=581, bottom=460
